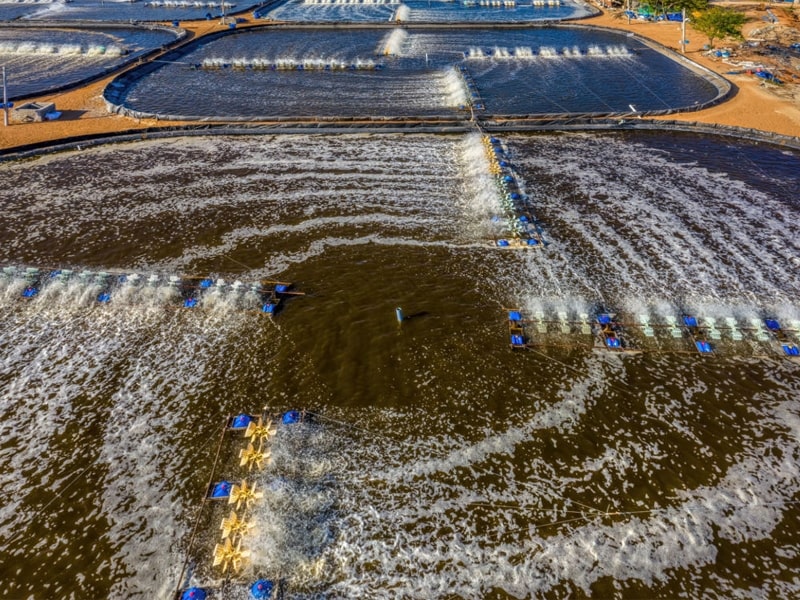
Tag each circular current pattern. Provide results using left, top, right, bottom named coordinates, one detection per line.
left=0, top=132, right=798, bottom=598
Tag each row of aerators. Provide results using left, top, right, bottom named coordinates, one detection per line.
left=178, top=410, right=306, bottom=600
left=482, top=135, right=545, bottom=249
left=3, top=266, right=302, bottom=316
left=506, top=309, right=800, bottom=357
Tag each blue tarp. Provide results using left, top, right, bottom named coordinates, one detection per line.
left=755, top=70, right=781, bottom=83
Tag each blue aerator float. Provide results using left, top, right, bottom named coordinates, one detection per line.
left=282, top=410, right=301, bottom=425
left=260, top=281, right=304, bottom=317
left=597, top=313, right=626, bottom=351
left=506, top=309, right=527, bottom=349
left=764, top=319, right=800, bottom=358
left=250, top=579, right=275, bottom=599
left=208, top=480, right=233, bottom=499
left=682, top=315, right=713, bottom=355
left=483, top=135, right=542, bottom=249
left=180, top=588, right=207, bottom=600
left=696, top=340, right=713, bottom=354
left=5, top=266, right=305, bottom=316
left=230, top=414, right=256, bottom=430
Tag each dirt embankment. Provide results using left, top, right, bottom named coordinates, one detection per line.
left=1, top=5, right=799, bottom=151
left=588, top=2, right=800, bottom=136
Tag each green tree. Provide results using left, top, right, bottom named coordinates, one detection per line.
left=636, top=0, right=707, bottom=19
left=691, top=6, right=747, bottom=48
left=666, top=0, right=707, bottom=12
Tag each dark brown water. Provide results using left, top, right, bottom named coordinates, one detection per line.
left=0, top=132, right=799, bottom=599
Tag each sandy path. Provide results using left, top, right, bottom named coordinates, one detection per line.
left=587, top=7, right=800, bottom=137
left=0, top=7, right=798, bottom=151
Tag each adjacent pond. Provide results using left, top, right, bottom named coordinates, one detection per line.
left=108, top=26, right=721, bottom=119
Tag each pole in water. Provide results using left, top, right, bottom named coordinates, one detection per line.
left=2, top=66, right=8, bottom=127
left=396, top=307, right=404, bottom=323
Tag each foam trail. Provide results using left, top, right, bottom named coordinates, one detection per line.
left=392, top=3, right=409, bottom=20
left=379, top=28, right=408, bottom=56
left=508, top=133, right=800, bottom=307
left=99, top=311, right=260, bottom=598
left=322, top=373, right=800, bottom=598
left=439, top=66, right=469, bottom=108
left=0, top=41, right=125, bottom=56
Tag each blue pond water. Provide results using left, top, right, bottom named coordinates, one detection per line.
left=0, top=0, right=262, bottom=23
left=0, top=26, right=179, bottom=99
left=258, top=0, right=592, bottom=23
left=113, top=26, right=719, bottom=119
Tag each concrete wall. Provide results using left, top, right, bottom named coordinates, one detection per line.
left=12, top=102, right=55, bottom=123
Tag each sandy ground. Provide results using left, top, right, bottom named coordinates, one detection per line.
left=1, top=5, right=799, bottom=152
left=588, top=4, right=800, bottom=137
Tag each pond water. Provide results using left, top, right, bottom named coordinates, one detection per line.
left=0, top=131, right=798, bottom=599
left=111, top=26, right=720, bottom=119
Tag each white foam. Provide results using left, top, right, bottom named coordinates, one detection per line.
left=378, top=28, right=408, bottom=56
left=392, top=2, right=409, bottom=21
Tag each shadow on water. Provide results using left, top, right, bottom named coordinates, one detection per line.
left=400, top=310, right=431, bottom=322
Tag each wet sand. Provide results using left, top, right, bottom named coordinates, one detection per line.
left=0, top=7, right=798, bottom=152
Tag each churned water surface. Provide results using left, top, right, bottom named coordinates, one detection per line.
left=0, top=132, right=799, bottom=599
left=0, top=0, right=261, bottom=23
left=0, top=25, right=179, bottom=99
left=113, top=27, right=720, bottom=119
left=260, top=0, right=592, bottom=23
